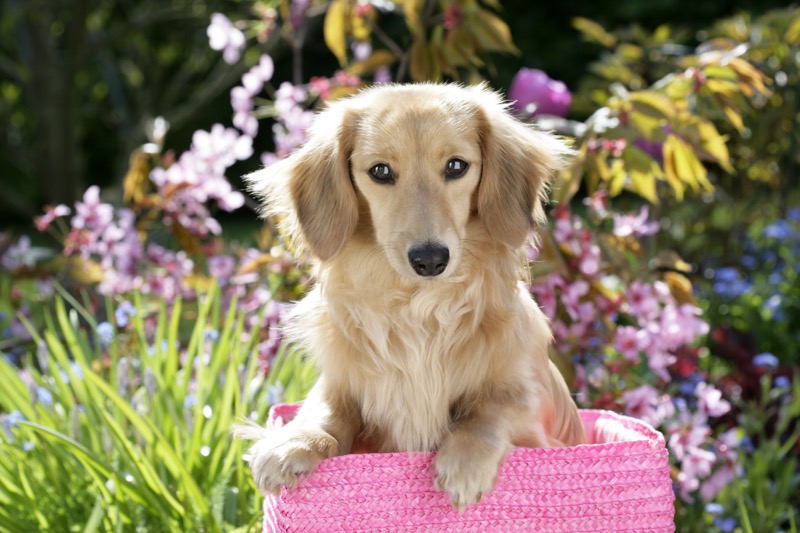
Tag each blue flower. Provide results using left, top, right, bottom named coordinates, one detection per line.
left=2, top=410, right=25, bottom=438
left=774, top=376, right=790, bottom=388
left=184, top=394, right=197, bottom=410
left=714, top=267, right=740, bottom=282
left=114, top=301, right=137, bottom=328
left=36, top=386, right=53, bottom=406
left=96, top=322, right=114, bottom=349
left=713, top=517, right=737, bottom=533
left=204, top=328, right=220, bottom=343
left=740, top=255, right=756, bottom=269
left=764, top=220, right=791, bottom=240
left=788, top=207, right=800, bottom=222
left=704, top=502, right=723, bottom=515
left=22, top=441, right=35, bottom=452
left=753, top=352, right=779, bottom=369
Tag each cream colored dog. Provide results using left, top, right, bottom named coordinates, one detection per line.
left=239, top=83, right=585, bottom=510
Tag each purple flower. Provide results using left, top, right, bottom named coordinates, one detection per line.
left=72, top=186, right=114, bottom=232
left=207, top=13, right=246, bottom=64
left=633, top=138, right=664, bottom=161
left=509, top=68, right=572, bottom=118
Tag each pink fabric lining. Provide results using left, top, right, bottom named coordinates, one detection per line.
left=262, top=403, right=675, bottom=532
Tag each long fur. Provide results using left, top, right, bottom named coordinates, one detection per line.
left=239, top=83, right=584, bottom=510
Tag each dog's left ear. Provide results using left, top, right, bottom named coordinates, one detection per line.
left=471, top=86, right=572, bottom=248
left=246, top=103, right=359, bottom=260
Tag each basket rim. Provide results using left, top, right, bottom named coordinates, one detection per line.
left=265, top=403, right=666, bottom=471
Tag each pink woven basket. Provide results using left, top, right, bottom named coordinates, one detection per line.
left=262, top=403, right=675, bottom=532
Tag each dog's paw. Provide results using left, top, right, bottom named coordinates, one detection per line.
left=433, top=432, right=505, bottom=512
left=247, top=427, right=338, bottom=495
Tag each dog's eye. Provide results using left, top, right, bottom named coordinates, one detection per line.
left=444, top=158, right=469, bottom=180
left=368, top=163, right=395, bottom=184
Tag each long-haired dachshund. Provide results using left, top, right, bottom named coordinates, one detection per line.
left=238, top=83, right=585, bottom=510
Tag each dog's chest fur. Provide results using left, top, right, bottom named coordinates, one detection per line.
left=288, top=251, right=525, bottom=453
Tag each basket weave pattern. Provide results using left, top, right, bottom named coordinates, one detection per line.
left=262, top=403, right=675, bottom=532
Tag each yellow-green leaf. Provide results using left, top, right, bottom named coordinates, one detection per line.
left=608, top=159, right=626, bottom=196
left=663, top=136, right=685, bottom=200
left=409, top=39, right=440, bottom=81
left=628, top=91, right=675, bottom=120
left=572, top=17, right=616, bottom=48
left=403, top=0, right=424, bottom=35
left=467, top=9, right=519, bottom=54
left=623, top=146, right=662, bottom=204
left=324, top=0, right=349, bottom=67
left=348, top=49, right=397, bottom=76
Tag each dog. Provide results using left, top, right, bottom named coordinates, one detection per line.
left=237, top=83, right=585, bottom=510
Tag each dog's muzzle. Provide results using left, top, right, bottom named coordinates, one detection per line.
left=407, top=243, right=449, bottom=277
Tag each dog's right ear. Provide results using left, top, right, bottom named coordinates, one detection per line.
left=245, top=104, right=359, bottom=260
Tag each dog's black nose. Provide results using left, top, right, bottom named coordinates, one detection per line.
left=408, top=243, right=449, bottom=277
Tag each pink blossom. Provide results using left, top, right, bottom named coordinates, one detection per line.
left=613, top=206, right=659, bottom=238
left=700, top=463, right=736, bottom=501
left=627, top=280, right=660, bottom=319
left=579, top=244, right=601, bottom=275
left=677, top=446, right=717, bottom=500
left=583, top=192, right=609, bottom=219
left=207, top=13, right=245, bottom=64
left=614, top=325, right=650, bottom=361
left=695, top=382, right=731, bottom=418
left=35, top=204, right=71, bottom=232
left=561, top=279, right=589, bottom=321
left=72, top=186, right=113, bottom=232
left=622, top=385, right=675, bottom=427
left=646, top=348, right=676, bottom=382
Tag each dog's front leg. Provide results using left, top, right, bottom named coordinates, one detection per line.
left=434, top=397, right=523, bottom=511
left=247, top=377, right=359, bottom=494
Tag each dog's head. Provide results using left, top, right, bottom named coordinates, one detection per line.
left=247, top=83, right=571, bottom=280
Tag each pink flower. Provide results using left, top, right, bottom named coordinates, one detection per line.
left=614, top=326, right=650, bottom=361
left=72, top=186, right=113, bottom=232
left=613, top=206, right=659, bottom=238
left=578, top=244, right=601, bottom=276
left=677, top=446, right=717, bottom=501
left=207, top=13, right=246, bottom=64
left=509, top=68, right=572, bottom=118
left=646, top=348, right=676, bottom=382
left=700, top=463, right=736, bottom=501
left=627, top=281, right=660, bottom=319
left=695, top=382, right=731, bottom=418
left=622, top=385, right=675, bottom=427
left=35, top=204, right=71, bottom=232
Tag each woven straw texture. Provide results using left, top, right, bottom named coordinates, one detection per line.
left=262, top=403, right=675, bottom=532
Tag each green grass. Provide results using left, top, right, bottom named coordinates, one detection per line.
left=0, top=285, right=315, bottom=532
